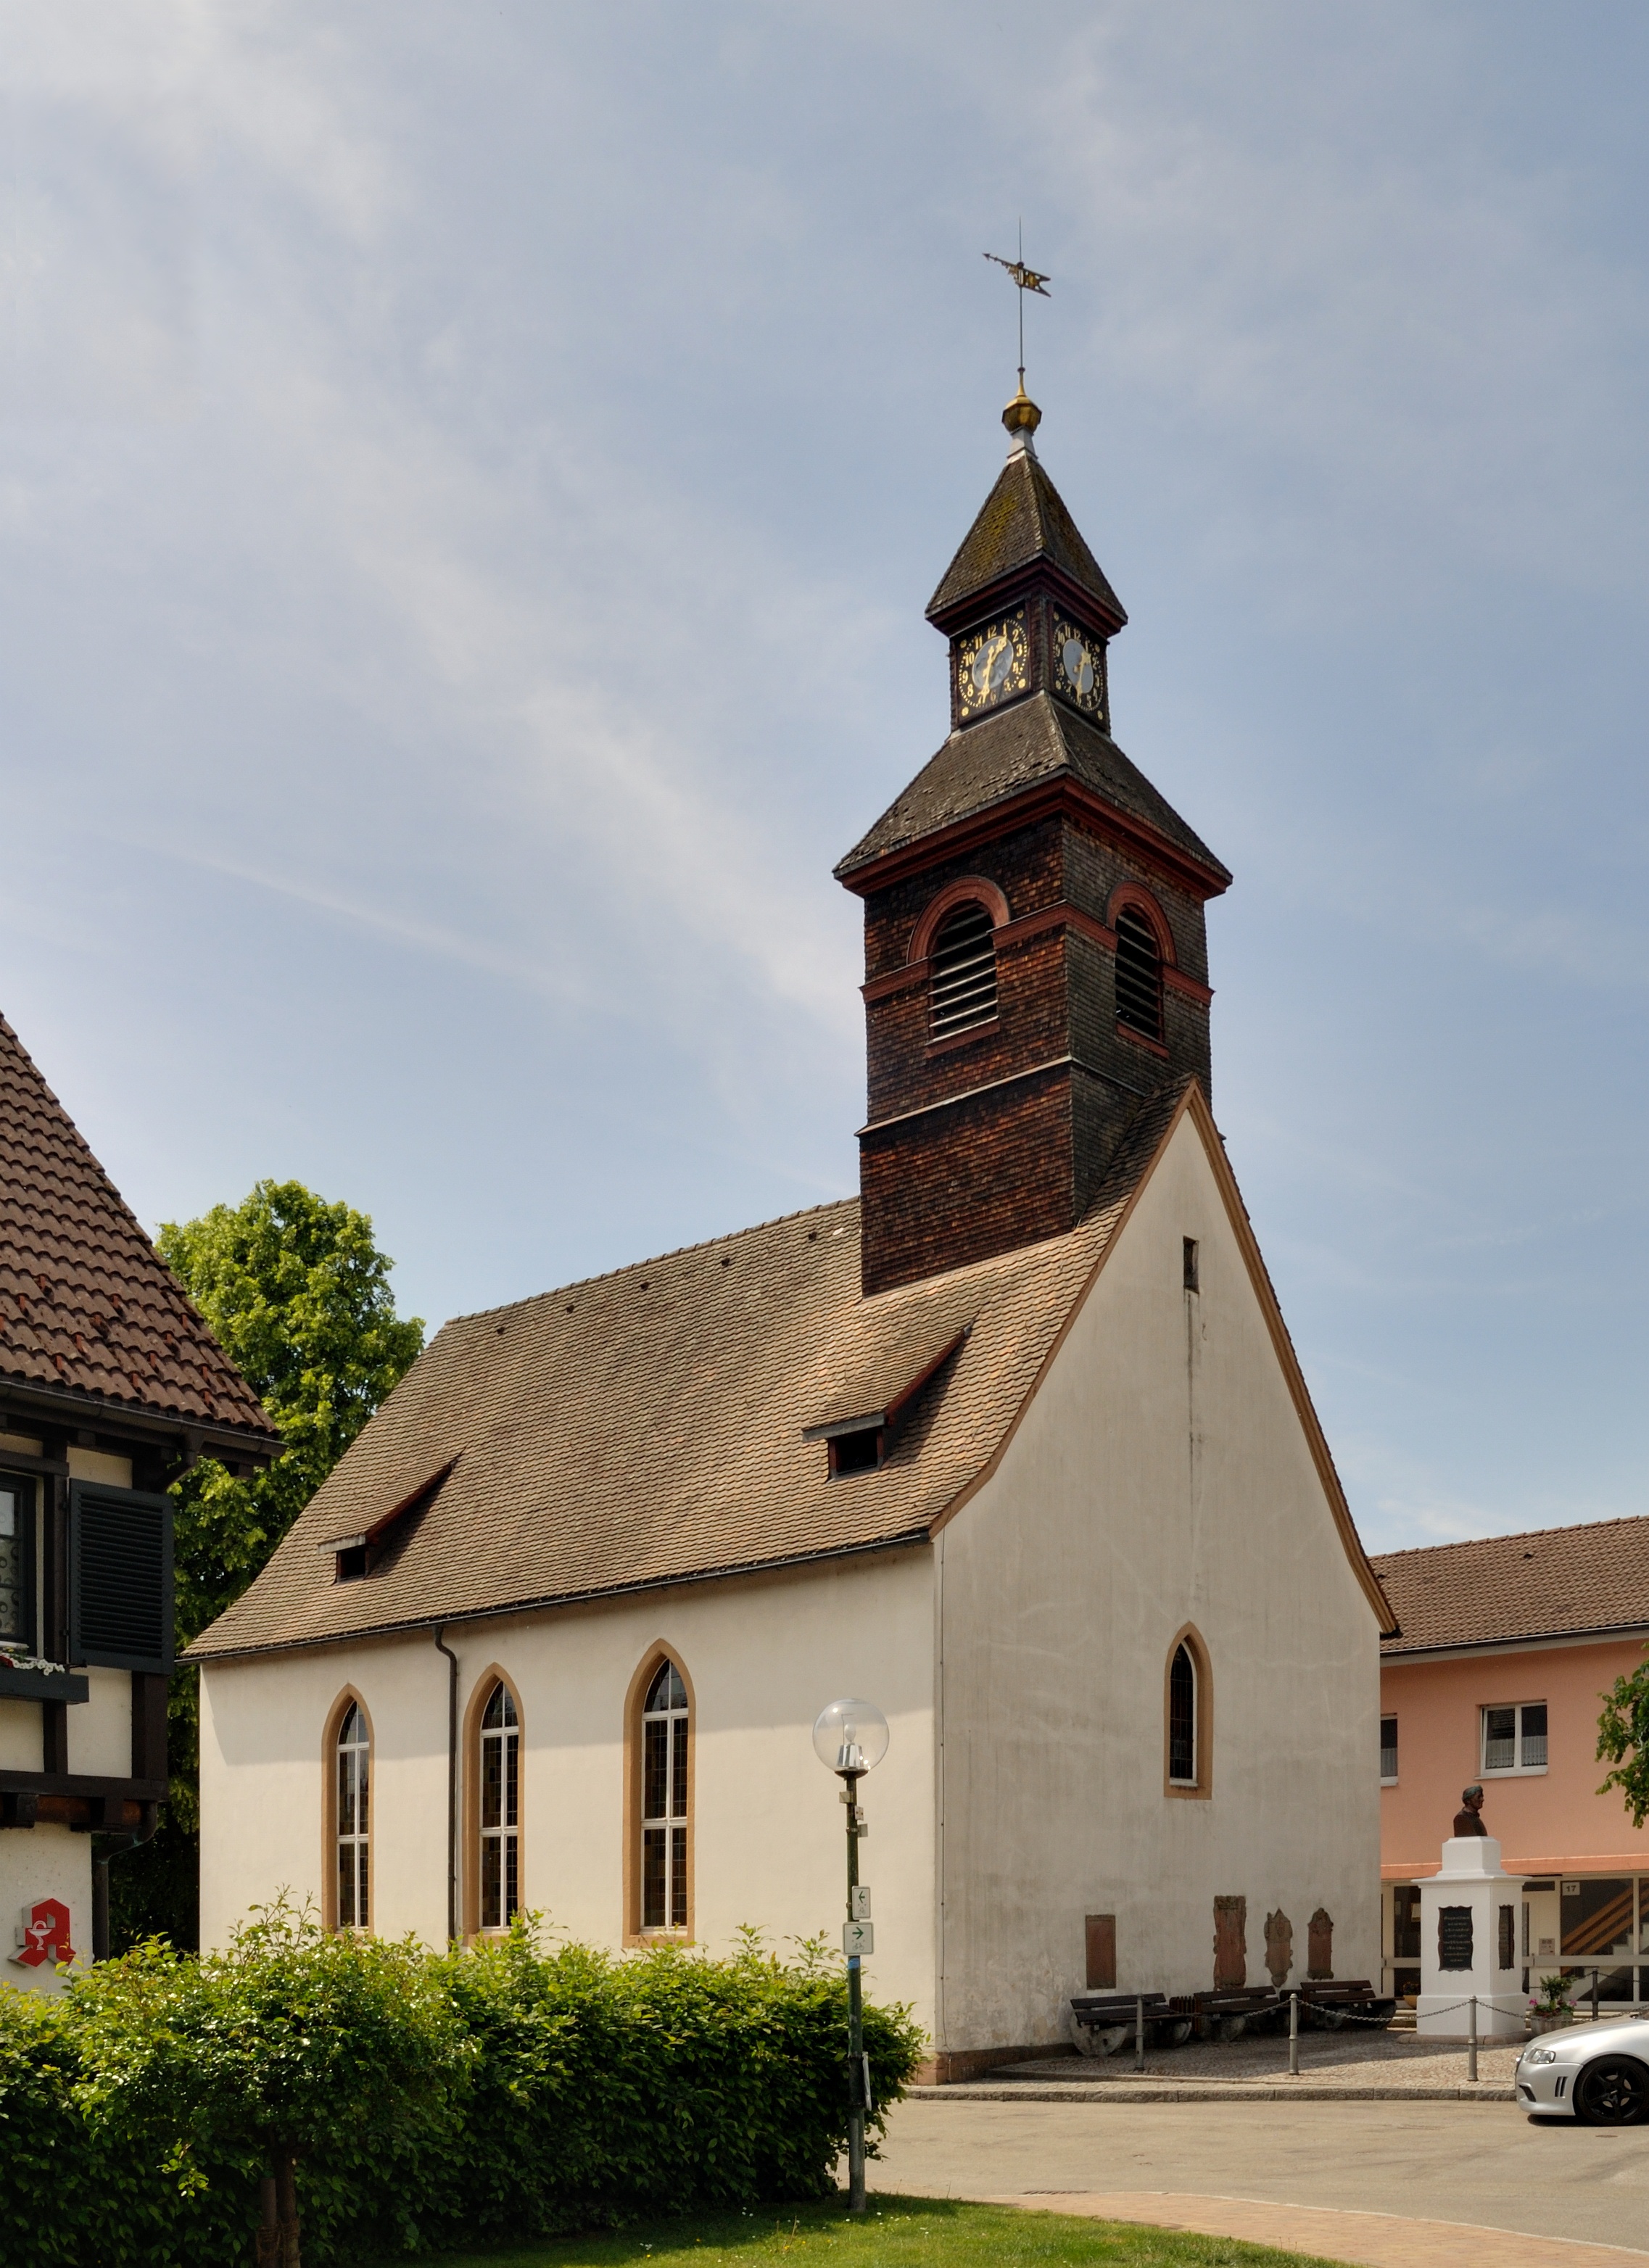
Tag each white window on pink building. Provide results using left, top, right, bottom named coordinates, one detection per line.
left=1481, top=1700, right=1546, bottom=1774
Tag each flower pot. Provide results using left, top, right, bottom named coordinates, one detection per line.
left=1528, top=2010, right=1572, bottom=2036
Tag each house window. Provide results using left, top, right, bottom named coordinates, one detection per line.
left=1168, top=1644, right=1197, bottom=1785
left=1380, top=1716, right=1398, bottom=1783
left=0, top=1477, right=33, bottom=1646
left=1482, top=1702, right=1547, bottom=1774
left=336, top=1702, right=370, bottom=1929
left=641, top=1658, right=689, bottom=1932
left=929, top=901, right=998, bottom=1038
left=479, top=1681, right=520, bottom=1932
left=1183, top=1237, right=1199, bottom=1293
left=1115, top=906, right=1164, bottom=1042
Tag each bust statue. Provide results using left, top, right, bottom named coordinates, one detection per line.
left=1452, top=1783, right=1487, bottom=1837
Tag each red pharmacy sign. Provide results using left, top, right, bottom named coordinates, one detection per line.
left=12, top=1897, right=75, bottom=1968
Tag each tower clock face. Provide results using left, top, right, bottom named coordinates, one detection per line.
left=956, top=613, right=1029, bottom=719
left=1054, top=621, right=1106, bottom=719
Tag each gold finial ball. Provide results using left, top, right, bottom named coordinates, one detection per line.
left=1002, top=384, right=1042, bottom=436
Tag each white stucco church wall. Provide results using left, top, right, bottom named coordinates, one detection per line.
left=201, top=1545, right=940, bottom=2032
left=933, top=1110, right=1379, bottom=2051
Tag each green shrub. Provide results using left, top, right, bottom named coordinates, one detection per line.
left=0, top=1909, right=922, bottom=2267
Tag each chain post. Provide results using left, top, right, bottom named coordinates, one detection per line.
left=1289, top=1988, right=1299, bottom=2075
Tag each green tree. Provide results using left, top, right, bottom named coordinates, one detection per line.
left=1598, top=1649, right=1649, bottom=1827
left=112, top=1181, right=423, bottom=1951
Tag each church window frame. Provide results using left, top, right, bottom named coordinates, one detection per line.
left=463, top=1668, right=524, bottom=1937
left=624, top=1647, right=695, bottom=1942
left=325, top=1690, right=373, bottom=1932
left=1164, top=1626, right=1212, bottom=1800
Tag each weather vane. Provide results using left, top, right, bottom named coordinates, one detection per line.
left=984, top=223, right=1050, bottom=394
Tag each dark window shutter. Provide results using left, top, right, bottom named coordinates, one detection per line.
left=69, top=1483, right=173, bottom=1672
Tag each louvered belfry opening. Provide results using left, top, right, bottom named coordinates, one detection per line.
left=929, top=900, right=998, bottom=1038
left=1115, top=905, right=1164, bottom=1042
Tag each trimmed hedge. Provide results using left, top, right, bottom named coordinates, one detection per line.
left=0, top=1906, right=923, bottom=2267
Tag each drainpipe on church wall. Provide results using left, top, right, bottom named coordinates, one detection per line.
left=434, top=1626, right=458, bottom=1942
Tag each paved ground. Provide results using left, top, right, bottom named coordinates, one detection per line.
left=869, top=2096, right=1649, bottom=2263
left=920, top=2032, right=1523, bottom=2100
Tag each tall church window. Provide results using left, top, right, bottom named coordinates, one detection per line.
left=930, top=901, right=998, bottom=1038
left=641, top=1657, right=690, bottom=1931
left=1165, top=1626, right=1211, bottom=1796
left=336, top=1701, right=370, bottom=1929
left=1168, top=1645, right=1197, bottom=1785
left=1115, top=905, right=1164, bottom=1042
left=479, top=1680, right=521, bottom=1930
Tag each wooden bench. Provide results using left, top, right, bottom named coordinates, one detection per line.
left=1067, top=1992, right=1191, bottom=2056
left=1297, top=1978, right=1397, bottom=2030
left=1172, top=1985, right=1283, bottom=2041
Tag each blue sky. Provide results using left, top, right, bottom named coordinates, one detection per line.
left=0, top=2, right=1645, bottom=1555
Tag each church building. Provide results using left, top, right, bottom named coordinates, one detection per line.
left=191, top=386, right=1394, bottom=2074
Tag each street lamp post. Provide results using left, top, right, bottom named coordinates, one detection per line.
left=813, top=1697, right=889, bottom=2218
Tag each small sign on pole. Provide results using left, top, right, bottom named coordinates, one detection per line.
left=850, top=1885, right=872, bottom=1921
left=843, top=1919, right=875, bottom=1957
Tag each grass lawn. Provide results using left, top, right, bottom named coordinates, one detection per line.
left=416, top=2194, right=1340, bottom=2268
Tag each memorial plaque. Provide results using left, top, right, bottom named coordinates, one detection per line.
left=1438, top=1905, right=1474, bottom=1971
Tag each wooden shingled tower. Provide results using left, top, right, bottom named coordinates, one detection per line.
left=836, top=388, right=1233, bottom=1295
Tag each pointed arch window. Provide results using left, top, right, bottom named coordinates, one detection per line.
left=930, top=901, right=999, bottom=1038
left=479, top=1680, right=520, bottom=1931
left=1115, top=905, right=1164, bottom=1043
left=1168, top=1646, right=1197, bottom=1785
left=336, top=1702, right=370, bottom=1928
left=1165, top=1628, right=1212, bottom=1797
left=641, top=1658, right=690, bottom=1932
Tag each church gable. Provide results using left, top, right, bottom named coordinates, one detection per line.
left=933, top=1086, right=1392, bottom=1633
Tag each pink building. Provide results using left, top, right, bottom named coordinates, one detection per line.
left=1374, top=1520, right=1649, bottom=2007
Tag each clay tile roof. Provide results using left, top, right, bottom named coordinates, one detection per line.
left=1373, top=1516, right=1649, bottom=1656
left=835, top=692, right=1231, bottom=886
left=926, top=450, right=1127, bottom=631
left=188, top=1083, right=1194, bottom=1661
left=0, top=1014, right=276, bottom=1441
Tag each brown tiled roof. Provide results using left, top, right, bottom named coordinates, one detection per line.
left=834, top=692, right=1231, bottom=885
left=1374, top=1517, right=1649, bottom=1657
left=927, top=450, right=1127, bottom=631
left=190, top=1081, right=1389, bottom=1660
left=0, top=1014, right=276, bottom=1442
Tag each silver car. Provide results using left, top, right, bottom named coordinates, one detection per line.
left=1518, top=2015, right=1649, bottom=2123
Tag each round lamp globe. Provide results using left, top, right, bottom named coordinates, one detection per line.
left=813, top=1697, right=889, bottom=1778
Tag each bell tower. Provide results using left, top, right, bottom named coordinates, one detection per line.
left=837, top=389, right=1232, bottom=1296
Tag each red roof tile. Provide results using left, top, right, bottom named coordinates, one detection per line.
left=0, top=1014, right=276, bottom=1441
left=1374, top=1517, right=1649, bottom=1656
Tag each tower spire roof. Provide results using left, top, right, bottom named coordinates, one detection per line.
left=925, top=402, right=1127, bottom=636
